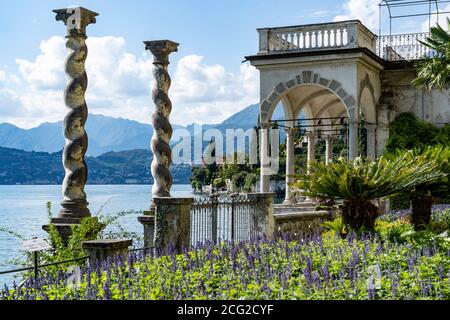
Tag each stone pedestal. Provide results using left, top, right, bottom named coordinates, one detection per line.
left=138, top=213, right=155, bottom=249
left=247, top=193, right=276, bottom=240
left=82, top=239, right=132, bottom=267
left=154, top=197, right=194, bottom=253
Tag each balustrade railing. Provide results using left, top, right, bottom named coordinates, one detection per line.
left=258, top=20, right=377, bottom=54
left=258, top=20, right=434, bottom=61
left=190, top=194, right=258, bottom=244
left=377, top=32, right=434, bottom=61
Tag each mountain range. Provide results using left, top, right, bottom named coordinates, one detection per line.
left=0, top=103, right=288, bottom=185
left=0, top=147, right=193, bottom=185
left=0, top=103, right=284, bottom=157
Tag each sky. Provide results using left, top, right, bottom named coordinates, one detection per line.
left=0, top=0, right=449, bottom=129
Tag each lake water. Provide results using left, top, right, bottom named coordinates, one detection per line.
left=0, top=184, right=193, bottom=287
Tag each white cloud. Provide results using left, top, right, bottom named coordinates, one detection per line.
left=334, top=0, right=379, bottom=31
left=0, top=36, right=259, bottom=128
left=16, top=36, right=66, bottom=90
left=171, top=55, right=259, bottom=125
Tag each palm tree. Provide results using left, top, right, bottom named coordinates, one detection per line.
left=395, top=146, right=450, bottom=230
left=413, top=18, right=450, bottom=89
left=291, top=153, right=445, bottom=231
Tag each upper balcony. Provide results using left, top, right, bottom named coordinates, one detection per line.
left=256, top=20, right=433, bottom=62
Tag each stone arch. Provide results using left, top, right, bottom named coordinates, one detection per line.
left=259, top=70, right=357, bottom=124
left=358, top=73, right=377, bottom=123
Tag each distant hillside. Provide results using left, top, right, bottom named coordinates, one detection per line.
left=0, top=103, right=286, bottom=156
left=0, top=147, right=192, bottom=185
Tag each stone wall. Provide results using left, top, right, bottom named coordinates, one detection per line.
left=274, top=211, right=333, bottom=240
left=382, top=66, right=450, bottom=126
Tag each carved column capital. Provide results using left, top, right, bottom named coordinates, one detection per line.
left=53, top=7, right=98, bottom=37
left=144, top=40, right=179, bottom=65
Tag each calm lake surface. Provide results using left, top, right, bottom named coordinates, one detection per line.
left=0, top=184, right=193, bottom=287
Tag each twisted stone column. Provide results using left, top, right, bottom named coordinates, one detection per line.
left=54, top=7, right=98, bottom=220
left=144, top=40, right=179, bottom=207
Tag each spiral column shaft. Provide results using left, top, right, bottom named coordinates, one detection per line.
left=144, top=40, right=179, bottom=205
left=53, top=7, right=98, bottom=221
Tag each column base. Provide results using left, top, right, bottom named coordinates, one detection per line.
left=59, top=200, right=91, bottom=218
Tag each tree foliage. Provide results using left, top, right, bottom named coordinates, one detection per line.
left=413, top=18, right=450, bottom=89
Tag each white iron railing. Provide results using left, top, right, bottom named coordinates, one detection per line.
left=377, top=32, right=434, bottom=61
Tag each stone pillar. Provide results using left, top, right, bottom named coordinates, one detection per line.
left=283, top=127, right=296, bottom=205
left=259, top=123, right=270, bottom=193
left=376, top=104, right=391, bottom=157
left=82, top=239, right=132, bottom=267
left=53, top=7, right=98, bottom=223
left=306, top=131, right=316, bottom=172
left=144, top=40, right=179, bottom=210
left=153, top=197, right=194, bottom=253
left=365, top=124, right=377, bottom=160
left=247, top=193, right=276, bottom=240
left=348, top=121, right=359, bottom=160
left=324, top=135, right=333, bottom=164
left=137, top=215, right=155, bottom=248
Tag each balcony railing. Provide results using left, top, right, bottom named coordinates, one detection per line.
left=377, top=32, right=434, bottom=61
left=258, top=20, right=377, bottom=54
left=257, top=20, right=434, bottom=61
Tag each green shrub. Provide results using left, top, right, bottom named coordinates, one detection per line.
left=431, top=209, right=450, bottom=233
left=322, top=216, right=347, bottom=237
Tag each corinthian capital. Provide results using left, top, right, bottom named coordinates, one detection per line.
left=144, top=40, right=179, bottom=65
left=53, top=7, right=98, bottom=37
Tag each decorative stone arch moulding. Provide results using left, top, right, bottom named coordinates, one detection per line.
left=260, top=70, right=357, bottom=124
left=358, top=73, right=377, bottom=119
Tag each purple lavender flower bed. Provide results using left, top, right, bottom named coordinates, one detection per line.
left=380, top=204, right=450, bottom=222
left=2, top=235, right=449, bottom=300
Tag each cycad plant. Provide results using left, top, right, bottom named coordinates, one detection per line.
left=394, top=146, right=450, bottom=230
left=412, top=18, right=450, bottom=89
left=292, top=153, right=445, bottom=231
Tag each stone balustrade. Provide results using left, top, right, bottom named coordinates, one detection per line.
left=258, top=20, right=377, bottom=54
left=258, top=20, right=433, bottom=62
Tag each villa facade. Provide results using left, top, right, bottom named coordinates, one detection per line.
left=245, top=20, right=450, bottom=201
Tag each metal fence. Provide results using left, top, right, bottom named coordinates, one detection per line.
left=0, top=246, right=153, bottom=287
left=190, top=194, right=258, bottom=244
